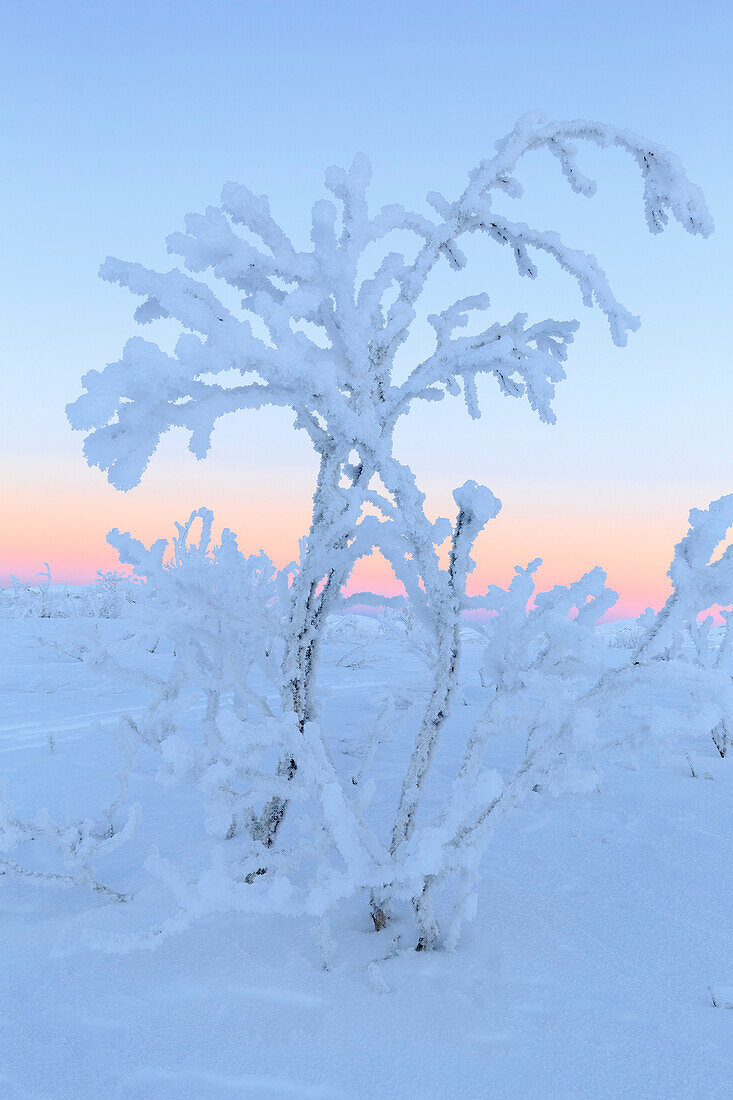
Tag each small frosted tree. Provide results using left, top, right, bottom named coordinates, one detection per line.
left=68, top=112, right=711, bottom=939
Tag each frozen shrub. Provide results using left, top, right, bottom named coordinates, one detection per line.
left=49, top=114, right=719, bottom=948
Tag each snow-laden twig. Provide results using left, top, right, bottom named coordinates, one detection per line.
left=0, top=781, right=138, bottom=904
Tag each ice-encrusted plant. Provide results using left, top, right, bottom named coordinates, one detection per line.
left=6, top=502, right=730, bottom=951
left=633, top=495, right=733, bottom=760
left=65, top=112, right=714, bottom=947
left=404, top=501, right=733, bottom=947
left=0, top=567, right=137, bottom=619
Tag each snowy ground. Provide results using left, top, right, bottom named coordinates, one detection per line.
left=2, top=615, right=733, bottom=1098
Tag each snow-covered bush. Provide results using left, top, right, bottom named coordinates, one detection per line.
left=53, top=114, right=719, bottom=949
left=0, top=791, right=138, bottom=902
left=16, top=512, right=389, bottom=943
left=635, top=495, right=733, bottom=663
left=98, top=509, right=294, bottom=843
left=0, top=568, right=137, bottom=619
left=91, top=570, right=138, bottom=618
left=634, top=495, right=733, bottom=759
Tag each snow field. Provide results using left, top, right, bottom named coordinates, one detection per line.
left=2, top=616, right=732, bottom=1099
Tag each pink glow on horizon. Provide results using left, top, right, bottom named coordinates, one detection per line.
left=2, top=464, right=693, bottom=622
left=3, top=518, right=676, bottom=623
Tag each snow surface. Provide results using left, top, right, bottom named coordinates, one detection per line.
left=2, top=615, right=733, bottom=1099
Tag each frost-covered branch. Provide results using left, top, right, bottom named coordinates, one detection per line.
left=0, top=772, right=138, bottom=903
left=394, top=301, right=577, bottom=424
left=69, top=112, right=711, bottom=486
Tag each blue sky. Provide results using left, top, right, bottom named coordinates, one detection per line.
left=2, top=0, right=731, bottom=608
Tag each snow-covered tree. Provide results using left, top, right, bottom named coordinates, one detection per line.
left=66, top=112, right=713, bottom=945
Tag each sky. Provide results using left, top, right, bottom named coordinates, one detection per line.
left=2, top=0, right=732, bottom=617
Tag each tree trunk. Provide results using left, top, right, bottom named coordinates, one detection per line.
left=255, top=448, right=368, bottom=848
left=370, top=505, right=466, bottom=943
